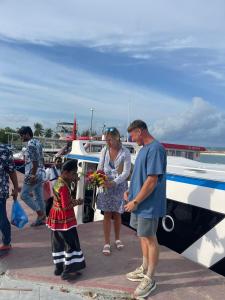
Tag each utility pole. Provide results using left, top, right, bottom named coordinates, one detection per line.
left=127, top=100, right=131, bottom=141
left=90, top=108, right=94, bottom=137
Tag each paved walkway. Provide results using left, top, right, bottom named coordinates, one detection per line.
left=1, top=173, right=225, bottom=299
left=1, top=207, right=225, bottom=299
left=0, top=276, right=85, bottom=300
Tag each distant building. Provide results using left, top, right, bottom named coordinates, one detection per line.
left=56, top=122, right=74, bottom=140
left=162, top=143, right=206, bottom=160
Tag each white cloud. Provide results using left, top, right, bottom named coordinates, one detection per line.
left=0, top=0, right=225, bottom=51
left=152, top=97, right=225, bottom=146
left=1, top=0, right=225, bottom=87
left=1, top=0, right=224, bottom=91
left=0, top=1, right=225, bottom=146
left=0, top=43, right=189, bottom=131
left=203, top=69, right=225, bottom=82
left=0, top=44, right=225, bottom=146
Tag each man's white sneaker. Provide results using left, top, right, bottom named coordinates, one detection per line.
left=126, top=265, right=145, bottom=282
left=134, top=275, right=156, bottom=298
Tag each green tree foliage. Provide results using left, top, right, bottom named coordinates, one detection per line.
left=0, top=127, right=19, bottom=144
left=0, top=128, right=8, bottom=144
left=45, top=128, right=53, bottom=138
left=34, top=123, right=44, bottom=136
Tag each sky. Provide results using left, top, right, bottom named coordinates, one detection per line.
left=0, top=0, right=225, bottom=146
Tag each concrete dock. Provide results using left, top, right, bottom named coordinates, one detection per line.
left=1, top=173, right=225, bottom=299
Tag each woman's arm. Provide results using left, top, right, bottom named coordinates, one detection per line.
left=114, top=149, right=131, bottom=185
left=97, top=147, right=107, bottom=171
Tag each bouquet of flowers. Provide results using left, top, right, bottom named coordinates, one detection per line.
left=85, top=169, right=108, bottom=210
left=85, top=169, right=108, bottom=190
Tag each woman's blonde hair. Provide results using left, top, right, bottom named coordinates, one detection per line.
left=104, top=127, right=121, bottom=142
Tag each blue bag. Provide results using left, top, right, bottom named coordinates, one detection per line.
left=11, top=200, right=28, bottom=228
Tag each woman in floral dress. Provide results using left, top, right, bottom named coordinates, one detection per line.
left=97, top=127, right=131, bottom=255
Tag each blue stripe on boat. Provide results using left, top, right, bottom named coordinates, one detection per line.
left=167, top=174, right=225, bottom=191
left=66, top=154, right=99, bottom=163
left=66, top=154, right=225, bottom=191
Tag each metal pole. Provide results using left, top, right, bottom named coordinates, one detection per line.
left=127, top=100, right=131, bottom=141
left=90, top=108, right=94, bottom=137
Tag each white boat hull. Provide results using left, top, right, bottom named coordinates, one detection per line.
left=67, top=140, right=225, bottom=276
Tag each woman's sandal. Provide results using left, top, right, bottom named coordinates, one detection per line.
left=102, top=244, right=111, bottom=256
left=115, top=240, right=124, bottom=250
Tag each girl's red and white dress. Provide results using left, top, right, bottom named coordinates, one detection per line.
left=47, top=176, right=86, bottom=273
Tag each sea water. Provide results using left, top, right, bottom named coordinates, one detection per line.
left=199, top=154, right=225, bottom=165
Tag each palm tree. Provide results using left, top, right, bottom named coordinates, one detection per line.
left=44, top=128, right=53, bottom=138
left=34, top=123, right=44, bottom=136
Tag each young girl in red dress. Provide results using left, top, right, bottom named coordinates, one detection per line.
left=47, top=159, right=86, bottom=280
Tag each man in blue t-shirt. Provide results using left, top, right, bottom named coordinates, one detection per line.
left=124, top=120, right=167, bottom=298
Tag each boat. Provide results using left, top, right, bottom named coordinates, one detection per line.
left=65, top=139, right=225, bottom=277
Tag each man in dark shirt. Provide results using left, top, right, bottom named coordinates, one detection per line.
left=0, top=144, right=18, bottom=252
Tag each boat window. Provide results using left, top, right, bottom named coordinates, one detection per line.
left=84, top=143, right=104, bottom=153
left=85, top=162, right=98, bottom=173
left=187, top=152, right=194, bottom=160
left=167, top=150, right=175, bottom=156
left=91, top=145, right=103, bottom=152
left=175, top=150, right=182, bottom=157
left=83, top=142, right=135, bottom=154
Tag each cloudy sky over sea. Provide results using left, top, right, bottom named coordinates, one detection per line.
left=0, top=0, right=225, bottom=146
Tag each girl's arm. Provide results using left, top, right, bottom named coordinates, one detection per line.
left=60, top=185, right=83, bottom=208
left=59, top=185, right=72, bottom=209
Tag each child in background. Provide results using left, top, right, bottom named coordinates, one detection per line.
left=44, top=156, right=62, bottom=216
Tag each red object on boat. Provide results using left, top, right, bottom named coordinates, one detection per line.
left=161, top=143, right=206, bottom=152
left=71, top=114, right=77, bottom=140
left=78, top=136, right=90, bottom=140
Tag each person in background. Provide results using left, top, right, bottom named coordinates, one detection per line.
left=18, top=126, right=46, bottom=227
left=124, top=120, right=167, bottom=298
left=46, top=159, right=86, bottom=280
left=45, top=157, right=62, bottom=216
left=97, top=127, right=131, bottom=255
left=46, top=157, right=62, bottom=188
left=0, top=144, right=19, bottom=253
left=55, top=141, right=72, bottom=157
